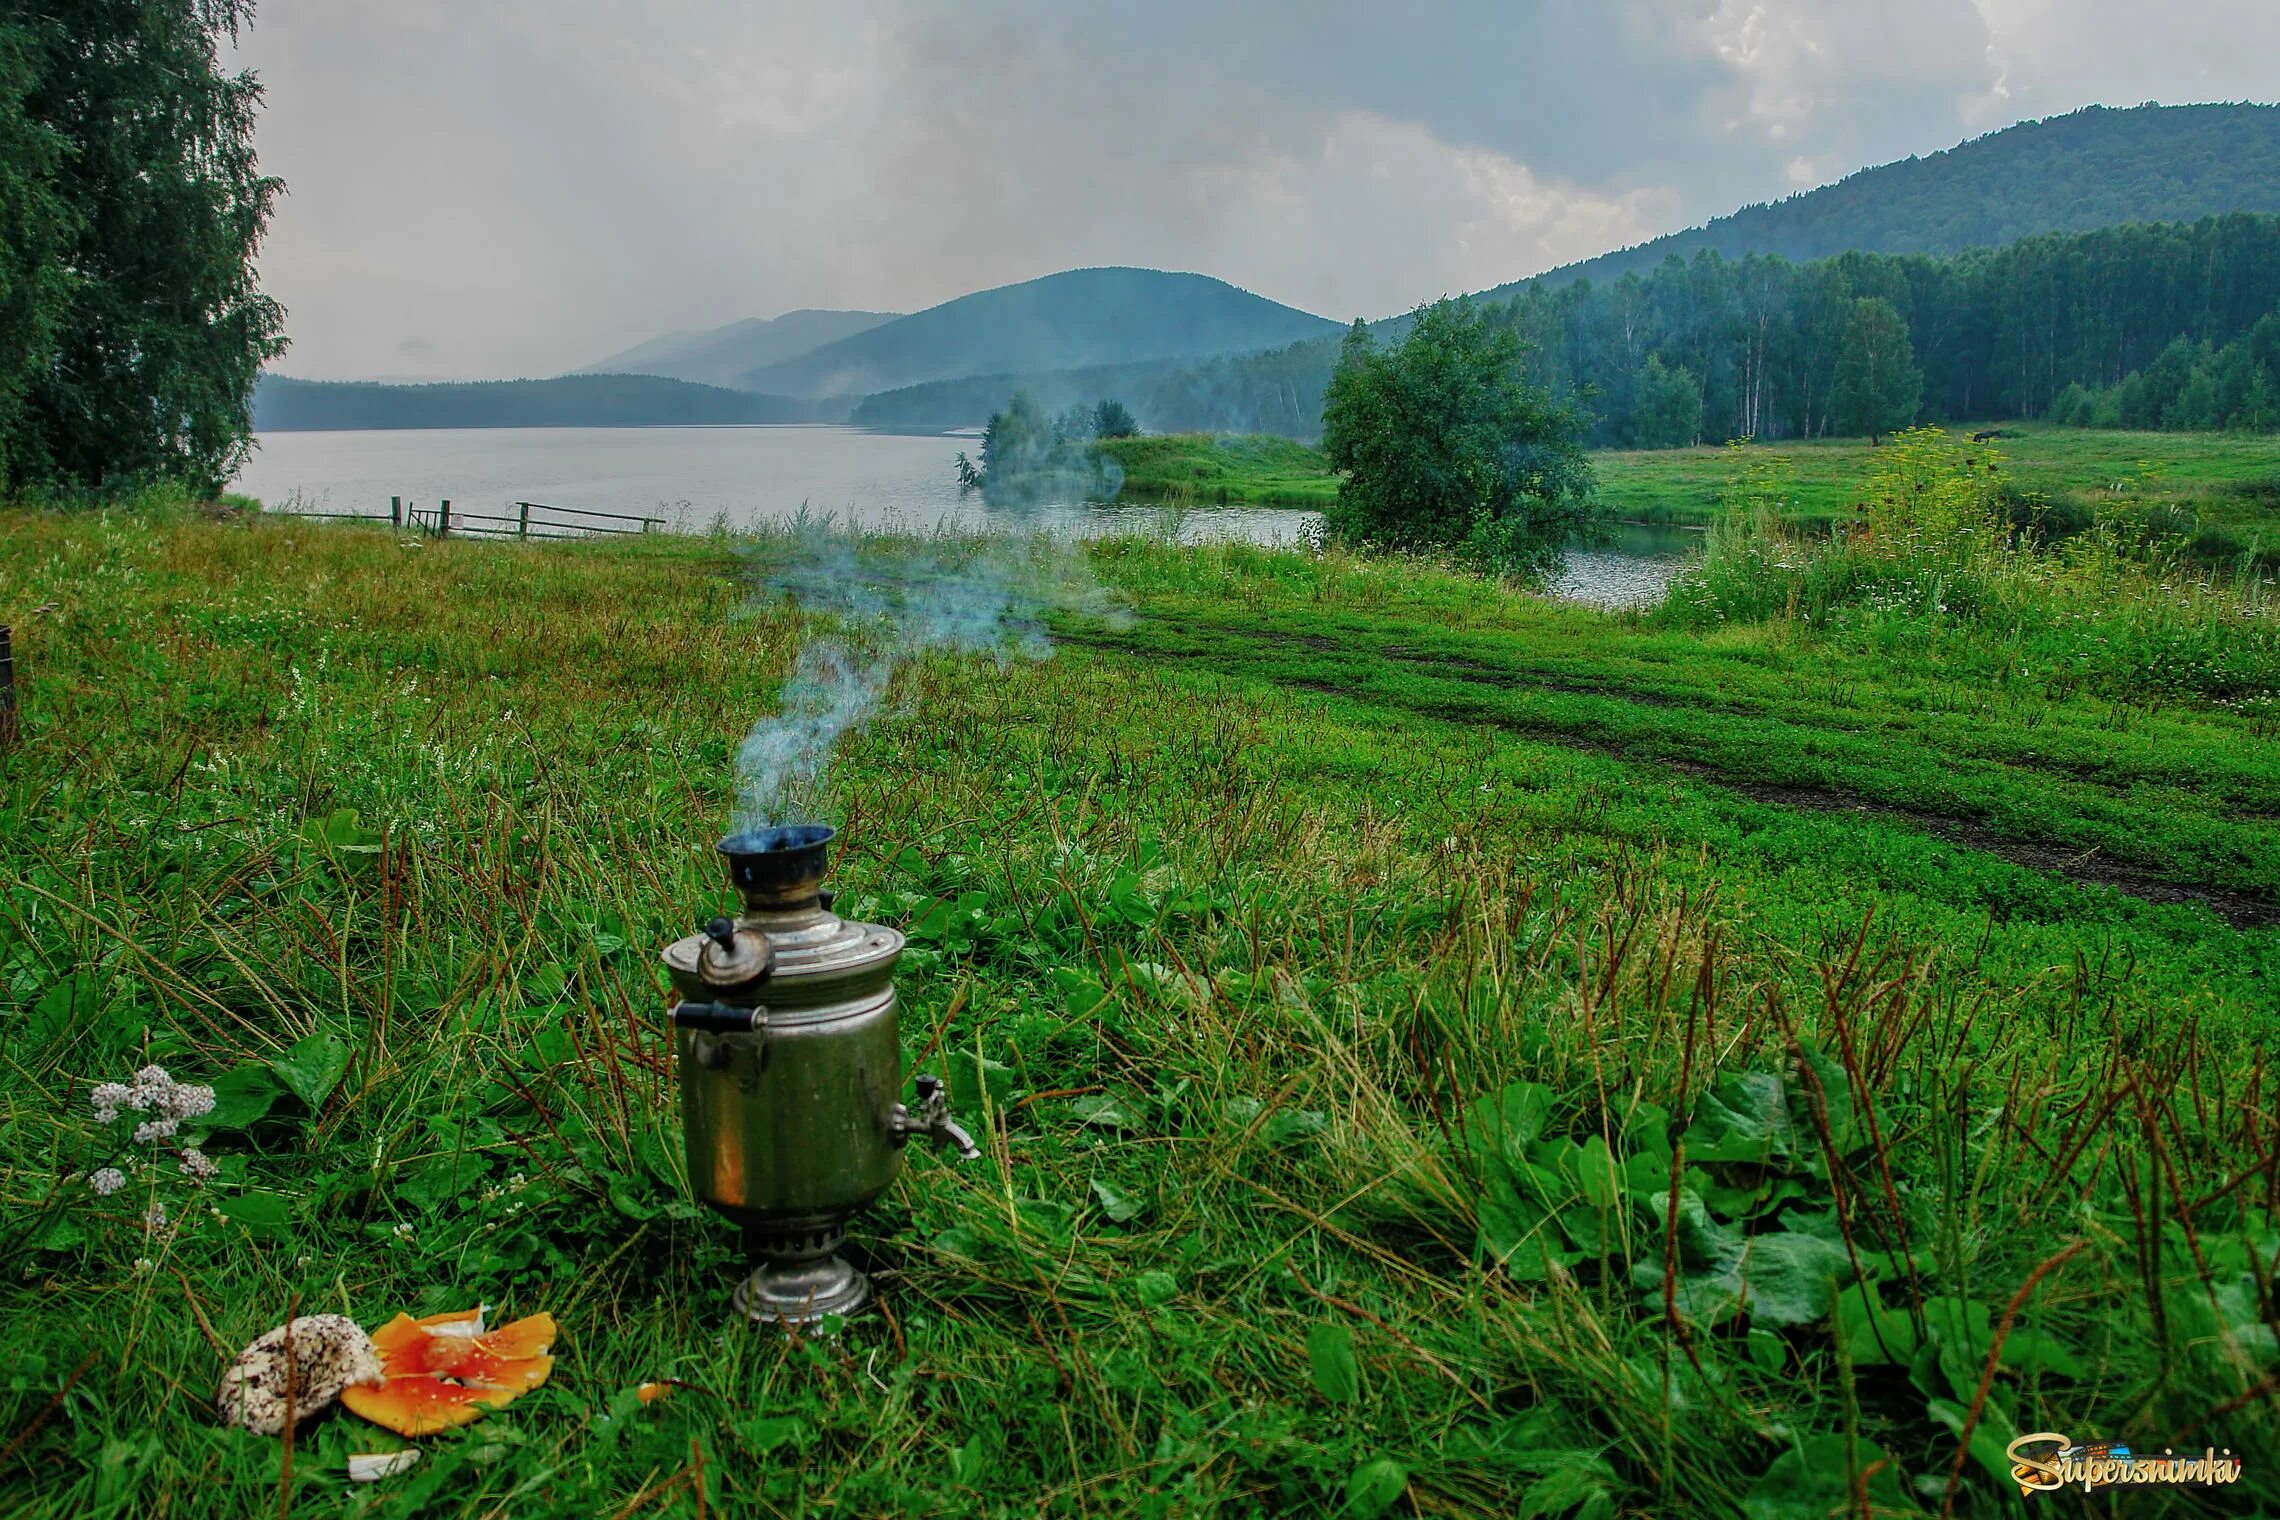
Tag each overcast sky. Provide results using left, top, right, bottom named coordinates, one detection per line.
left=230, top=1, right=2280, bottom=381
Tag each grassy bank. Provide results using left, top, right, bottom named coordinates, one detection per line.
left=1597, top=423, right=2280, bottom=543
left=1097, top=432, right=1340, bottom=506
left=1, top=497, right=2276, bottom=1516
left=1102, top=426, right=2280, bottom=561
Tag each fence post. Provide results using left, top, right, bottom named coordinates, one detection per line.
left=518, top=501, right=531, bottom=539
left=0, top=625, right=17, bottom=750
left=439, top=499, right=452, bottom=537
left=391, top=495, right=402, bottom=530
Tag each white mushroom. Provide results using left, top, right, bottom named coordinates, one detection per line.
left=215, top=1314, right=384, bottom=1435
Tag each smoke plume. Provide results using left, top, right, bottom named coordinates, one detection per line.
left=732, top=527, right=1113, bottom=828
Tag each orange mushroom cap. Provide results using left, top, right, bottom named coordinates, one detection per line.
left=339, top=1308, right=556, bottom=1437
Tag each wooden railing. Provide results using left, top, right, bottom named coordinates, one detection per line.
left=273, top=496, right=666, bottom=539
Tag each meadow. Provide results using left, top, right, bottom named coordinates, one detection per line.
left=1110, top=425, right=2280, bottom=562
left=1096, top=433, right=1342, bottom=507
left=0, top=443, right=2276, bottom=1515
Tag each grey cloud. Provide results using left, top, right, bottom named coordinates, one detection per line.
left=229, top=1, right=2275, bottom=380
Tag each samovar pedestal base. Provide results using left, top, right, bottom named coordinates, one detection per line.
left=732, top=1219, right=869, bottom=1328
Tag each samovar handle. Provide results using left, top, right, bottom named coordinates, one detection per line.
left=670, top=1000, right=766, bottom=1035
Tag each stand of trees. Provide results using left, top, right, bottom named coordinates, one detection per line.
left=0, top=2, right=283, bottom=495
left=954, top=393, right=1132, bottom=503
left=2051, top=314, right=2280, bottom=432
left=1321, top=305, right=1595, bottom=578
left=1140, top=213, right=2280, bottom=445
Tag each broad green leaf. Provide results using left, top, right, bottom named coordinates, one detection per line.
left=1835, top=1282, right=1921, bottom=1366
left=1263, top=1108, right=1327, bottom=1144
left=301, top=807, right=383, bottom=854
left=1091, top=1177, right=1145, bottom=1223
left=1682, top=1072, right=1795, bottom=1165
left=1051, top=966, right=1109, bottom=1018
left=31, top=974, right=93, bottom=1039
left=1307, top=1321, right=1358, bottom=1403
left=1518, top=1459, right=1619, bottom=1520
left=1742, top=1434, right=1906, bottom=1520
left=1013, top=1197, right=1073, bottom=1242
left=1343, top=1457, right=1407, bottom=1517
left=947, top=1050, right=1016, bottom=1104
left=1576, top=1136, right=1624, bottom=1209
left=1070, top=1094, right=1143, bottom=1131
left=950, top=1432, right=990, bottom=1485
left=272, top=1030, right=351, bottom=1111
left=1926, top=1396, right=2018, bottom=1491
left=739, top=1415, right=808, bottom=1453
left=1132, top=1269, right=1178, bottom=1306
left=397, top=1156, right=478, bottom=1212
left=1462, top=1081, right=1554, bottom=1177
left=217, top=1191, right=294, bottom=1240
left=1478, top=1177, right=1562, bottom=1277
left=1733, top=1231, right=1855, bottom=1327
left=204, top=1063, right=285, bottom=1130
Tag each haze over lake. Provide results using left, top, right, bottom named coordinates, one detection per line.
left=231, top=423, right=1321, bottom=541
left=232, top=422, right=1691, bottom=605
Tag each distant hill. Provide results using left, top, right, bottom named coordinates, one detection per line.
left=1478, top=103, right=2280, bottom=300
left=734, top=267, right=1341, bottom=398
left=255, top=373, right=838, bottom=431
left=1116, top=103, right=2280, bottom=438
left=576, top=309, right=899, bottom=387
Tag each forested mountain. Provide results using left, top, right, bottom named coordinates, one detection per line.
left=1060, top=214, right=2280, bottom=444
left=733, top=268, right=1340, bottom=398
left=1103, top=104, right=2280, bottom=438
left=254, top=373, right=834, bottom=431
left=1503, top=215, right=2280, bottom=445
left=575, top=309, right=899, bottom=387
left=1479, top=103, right=2280, bottom=302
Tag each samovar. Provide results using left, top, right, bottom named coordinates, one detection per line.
left=661, top=823, right=977, bottom=1326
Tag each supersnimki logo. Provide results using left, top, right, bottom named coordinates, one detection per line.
left=2006, top=1434, right=2243, bottom=1496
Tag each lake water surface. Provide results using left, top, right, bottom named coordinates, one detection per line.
left=233, top=424, right=1691, bottom=607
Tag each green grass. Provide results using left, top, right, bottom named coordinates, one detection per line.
left=1595, top=423, right=2280, bottom=542
left=1098, top=433, right=1341, bottom=506
left=1102, top=426, right=2280, bottom=562
left=1, top=501, right=2277, bottom=1516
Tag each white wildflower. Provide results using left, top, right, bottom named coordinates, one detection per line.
left=179, top=1147, right=219, bottom=1182
left=89, top=1167, right=126, bottom=1196
left=391, top=1222, right=415, bottom=1241
left=132, top=1257, right=156, bottom=1275
left=143, top=1202, right=168, bottom=1232
left=133, top=1117, right=179, bottom=1143
left=130, top=1065, right=173, bottom=1110
left=90, top=1083, right=131, bottom=1123
left=167, top=1083, right=216, bottom=1120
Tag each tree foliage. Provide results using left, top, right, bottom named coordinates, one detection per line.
left=1629, top=355, right=1704, bottom=449
left=1321, top=303, right=1595, bottom=579
left=1091, top=398, right=1138, bottom=439
left=954, top=391, right=1120, bottom=504
left=1828, top=297, right=1921, bottom=442
left=2053, top=316, right=2280, bottom=433
left=0, top=0, right=285, bottom=495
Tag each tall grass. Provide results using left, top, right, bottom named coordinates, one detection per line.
left=0, top=510, right=2275, bottom=1514
left=1664, top=430, right=2280, bottom=719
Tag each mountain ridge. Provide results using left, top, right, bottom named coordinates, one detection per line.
left=576, top=309, right=900, bottom=387
left=1477, top=102, right=2280, bottom=301
left=730, top=267, right=1342, bottom=398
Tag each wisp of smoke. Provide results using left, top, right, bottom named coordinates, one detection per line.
left=732, top=525, right=1116, bottom=828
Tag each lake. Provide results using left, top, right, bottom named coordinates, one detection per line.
left=232, top=424, right=1691, bottom=607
